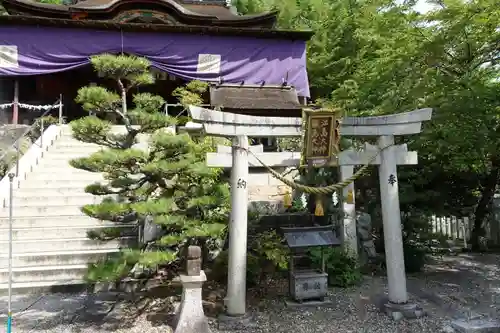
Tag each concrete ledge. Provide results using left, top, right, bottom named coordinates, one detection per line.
left=451, top=319, right=500, bottom=333
left=0, top=280, right=89, bottom=296
left=0, top=275, right=177, bottom=297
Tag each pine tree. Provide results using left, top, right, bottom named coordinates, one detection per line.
left=70, top=54, right=229, bottom=282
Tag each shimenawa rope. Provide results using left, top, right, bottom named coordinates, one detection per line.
left=241, top=144, right=393, bottom=195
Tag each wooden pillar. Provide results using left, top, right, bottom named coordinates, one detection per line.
left=12, top=79, right=18, bottom=125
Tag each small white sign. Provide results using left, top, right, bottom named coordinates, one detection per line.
left=197, top=53, right=221, bottom=74
left=0, top=45, right=18, bottom=68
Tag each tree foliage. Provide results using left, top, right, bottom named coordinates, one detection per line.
left=333, top=0, right=499, bottom=247
left=237, top=0, right=499, bottom=248
left=70, top=54, right=229, bottom=281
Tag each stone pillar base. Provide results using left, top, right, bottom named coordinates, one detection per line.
left=217, top=313, right=255, bottom=331
left=384, top=302, right=425, bottom=321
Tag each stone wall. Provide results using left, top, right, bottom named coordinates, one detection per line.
left=0, top=124, right=32, bottom=177
left=248, top=168, right=297, bottom=210
left=248, top=170, right=294, bottom=200
left=0, top=124, right=30, bottom=150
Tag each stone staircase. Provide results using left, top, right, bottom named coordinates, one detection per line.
left=0, top=125, right=134, bottom=291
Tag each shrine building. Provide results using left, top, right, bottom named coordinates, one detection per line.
left=0, top=0, right=312, bottom=124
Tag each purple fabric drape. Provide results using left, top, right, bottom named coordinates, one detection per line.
left=0, top=26, right=310, bottom=96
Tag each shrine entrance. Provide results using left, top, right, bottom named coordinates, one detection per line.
left=3, top=63, right=193, bottom=124
left=188, top=105, right=433, bottom=323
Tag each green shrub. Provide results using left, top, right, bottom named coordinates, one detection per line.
left=309, top=247, right=362, bottom=287
left=377, top=214, right=430, bottom=274
left=212, top=230, right=290, bottom=287
left=0, top=151, right=16, bottom=178
left=247, top=230, right=290, bottom=286
left=210, top=249, right=269, bottom=287
left=403, top=242, right=427, bottom=273
left=0, top=136, right=31, bottom=178
left=176, top=116, right=190, bottom=126
left=29, top=115, right=62, bottom=141
left=246, top=252, right=262, bottom=286
left=251, top=231, right=289, bottom=270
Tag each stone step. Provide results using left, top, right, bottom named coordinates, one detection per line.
left=0, top=237, right=134, bottom=253
left=26, top=171, right=103, bottom=181
left=18, top=179, right=97, bottom=189
left=0, top=248, right=121, bottom=268
left=51, top=141, right=103, bottom=148
left=0, top=278, right=85, bottom=291
left=0, top=264, right=88, bottom=284
left=12, top=194, right=99, bottom=206
left=46, top=152, right=103, bottom=159
left=14, top=187, right=90, bottom=197
left=0, top=126, right=144, bottom=292
left=42, top=152, right=99, bottom=160
left=0, top=215, right=110, bottom=228
left=0, top=223, right=135, bottom=241
left=38, top=159, right=93, bottom=168
left=35, top=160, right=70, bottom=168
left=49, top=143, right=103, bottom=151
left=0, top=205, right=86, bottom=217
left=46, top=149, right=103, bottom=157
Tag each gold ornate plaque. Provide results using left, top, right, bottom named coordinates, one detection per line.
left=304, top=109, right=340, bottom=165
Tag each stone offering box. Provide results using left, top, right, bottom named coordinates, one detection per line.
left=282, top=225, right=341, bottom=303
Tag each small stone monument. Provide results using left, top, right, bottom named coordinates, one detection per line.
left=175, top=245, right=211, bottom=333
left=356, top=212, right=377, bottom=262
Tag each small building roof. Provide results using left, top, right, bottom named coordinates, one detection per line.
left=209, top=84, right=303, bottom=117
left=282, top=226, right=341, bottom=248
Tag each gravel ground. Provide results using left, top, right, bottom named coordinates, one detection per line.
left=3, top=253, right=500, bottom=333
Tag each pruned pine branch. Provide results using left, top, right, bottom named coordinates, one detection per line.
left=70, top=54, right=229, bottom=282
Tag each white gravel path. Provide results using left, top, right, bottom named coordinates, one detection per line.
left=2, top=253, right=499, bottom=333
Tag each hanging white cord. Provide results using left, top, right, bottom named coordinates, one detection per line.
left=0, top=102, right=61, bottom=111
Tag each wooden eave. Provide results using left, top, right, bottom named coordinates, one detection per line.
left=0, top=0, right=279, bottom=27
left=0, top=14, right=314, bottom=40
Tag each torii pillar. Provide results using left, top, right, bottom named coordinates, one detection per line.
left=188, top=106, right=302, bottom=329
left=340, top=109, right=432, bottom=319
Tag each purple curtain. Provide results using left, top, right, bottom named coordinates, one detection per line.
left=0, top=26, right=310, bottom=97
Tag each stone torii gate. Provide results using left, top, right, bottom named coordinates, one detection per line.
left=206, top=141, right=417, bottom=258
left=188, top=106, right=432, bottom=323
